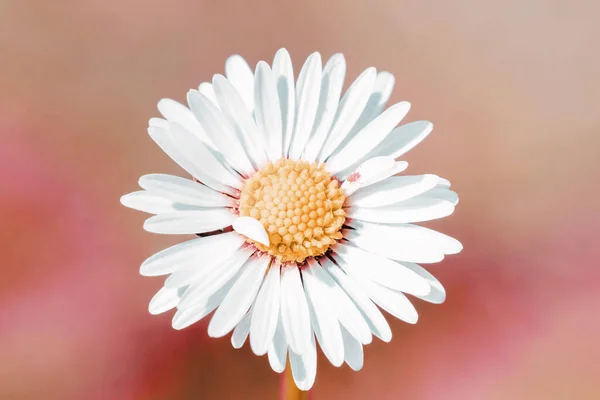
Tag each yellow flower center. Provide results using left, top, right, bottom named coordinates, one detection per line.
left=238, top=158, right=346, bottom=263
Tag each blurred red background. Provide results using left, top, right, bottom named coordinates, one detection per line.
left=1, top=1, right=599, bottom=399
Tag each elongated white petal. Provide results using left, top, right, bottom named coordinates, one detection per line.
left=367, top=120, right=433, bottom=161
left=333, top=243, right=430, bottom=296
left=140, top=235, right=226, bottom=277
left=198, top=82, right=219, bottom=107
left=341, top=326, right=364, bottom=371
left=348, top=71, right=395, bottom=136
left=280, top=265, right=312, bottom=354
left=357, top=278, right=419, bottom=324
left=213, top=74, right=267, bottom=168
left=254, top=61, right=283, bottom=161
left=120, top=191, right=202, bottom=215
left=143, top=209, right=235, bottom=234
left=420, top=187, right=459, bottom=206
left=233, top=216, right=270, bottom=246
left=231, top=311, right=252, bottom=349
left=168, top=122, right=242, bottom=190
left=149, top=117, right=169, bottom=128
left=343, top=227, right=444, bottom=264
left=347, top=197, right=455, bottom=224
left=225, top=55, right=255, bottom=112
left=164, top=233, right=245, bottom=288
left=289, top=334, right=317, bottom=391
left=327, top=102, right=411, bottom=174
left=313, top=259, right=372, bottom=345
left=272, top=48, right=295, bottom=158
left=172, top=277, right=236, bottom=330
left=289, top=52, right=322, bottom=160
left=250, top=264, right=281, bottom=355
left=321, top=257, right=391, bottom=342
left=303, top=259, right=344, bottom=367
left=347, top=174, right=439, bottom=208
left=268, top=316, right=287, bottom=373
left=347, top=220, right=463, bottom=256
left=437, top=177, right=451, bottom=188
left=139, top=174, right=235, bottom=208
left=302, top=54, right=346, bottom=162
left=148, top=125, right=222, bottom=189
left=178, top=246, right=255, bottom=309
left=157, top=98, right=212, bottom=146
left=341, top=157, right=408, bottom=196
left=401, top=262, right=446, bottom=304
left=187, top=89, right=254, bottom=175
left=149, top=285, right=187, bottom=315
left=319, top=67, right=377, bottom=161
left=208, top=255, right=270, bottom=338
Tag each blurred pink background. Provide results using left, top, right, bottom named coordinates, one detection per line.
left=1, top=1, right=599, bottom=399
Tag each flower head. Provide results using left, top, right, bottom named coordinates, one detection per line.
left=121, top=49, right=462, bottom=390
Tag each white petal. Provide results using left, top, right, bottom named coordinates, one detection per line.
left=347, top=174, right=439, bottom=208
left=288, top=52, right=322, bottom=160
left=342, top=226, right=445, bottom=264
left=340, top=157, right=408, bottom=196
left=231, top=311, right=252, bottom=349
left=149, top=117, right=169, bottom=128
left=208, top=255, right=271, bottom=338
left=149, top=285, right=187, bottom=315
left=157, top=98, right=212, bottom=146
left=303, top=259, right=344, bottom=367
left=213, top=74, right=267, bottom=168
left=341, top=326, right=364, bottom=371
left=164, top=233, right=245, bottom=288
left=326, top=102, right=411, bottom=174
left=143, top=209, right=236, bottom=234
left=302, top=53, right=346, bottom=162
left=138, top=174, right=235, bottom=208
left=171, top=277, right=236, bottom=330
left=420, top=187, right=459, bottom=206
left=333, top=243, right=430, bottom=296
left=318, top=67, right=377, bottom=162
left=254, top=61, right=283, bottom=162
left=272, top=48, right=295, bottom=158
left=232, top=216, right=270, bottom=246
left=348, top=71, right=395, bottom=136
left=312, top=259, right=372, bottom=345
left=280, top=265, right=312, bottom=354
left=187, top=89, right=254, bottom=176
left=140, top=235, right=221, bottom=277
left=250, top=264, right=281, bottom=355
left=289, top=334, right=317, bottom=391
left=168, top=122, right=242, bottom=190
left=357, top=278, right=419, bottom=324
left=436, top=177, right=451, bottom=189
left=120, top=191, right=202, bottom=214
left=347, top=197, right=455, bottom=224
left=321, top=258, right=391, bottom=342
left=225, top=55, right=255, bottom=112
left=401, top=262, right=446, bottom=304
left=198, top=82, right=219, bottom=107
left=148, top=125, right=222, bottom=190
left=367, top=120, right=433, bottom=161
left=347, top=220, right=463, bottom=256
left=268, top=316, right=287, bottom=373
left=178, top=246, right=255, bottom=309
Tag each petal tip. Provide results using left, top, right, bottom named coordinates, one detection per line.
left=233, top=216, right=270, bottom=246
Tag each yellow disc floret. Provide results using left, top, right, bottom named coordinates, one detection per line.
left=238, top=158, right=346, bottom=263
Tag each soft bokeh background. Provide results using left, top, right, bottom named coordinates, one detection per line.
left=2, top=0, right=599, bottom=399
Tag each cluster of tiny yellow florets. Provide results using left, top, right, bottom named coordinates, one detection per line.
left=238, top=158, right=346, bottom=263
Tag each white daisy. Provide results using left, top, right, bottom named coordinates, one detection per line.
left=121, top=48, right=461, bottom=391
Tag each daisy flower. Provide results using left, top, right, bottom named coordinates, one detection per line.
left=121, top=48, right=462, bottom=391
